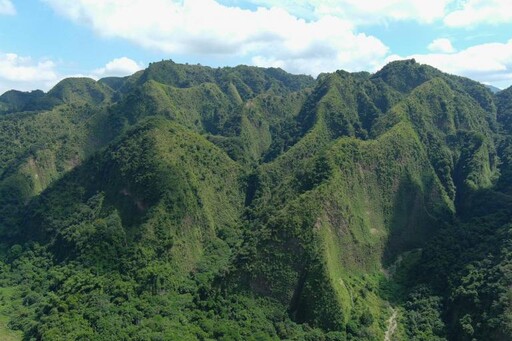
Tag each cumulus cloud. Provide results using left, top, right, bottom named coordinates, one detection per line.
left=0, top=0, right=15, bottom=15
left=444, top=0, right=512, bottom=27
left=0, top=52, right=59, bottom=94
left=0, top=54, right=146, bottom=94
left=245, top=0, right=453, bottom=24
left=251, top=23, right=388, bottom=75
left=42, top=0, right=389, bottom=76
left=386, top=39, right=512, bottom=89
left=37, top=0, right=512, bottom=88
left=93, top=57, right=144, bottom=77
left=428, top=38, right=456, bottom=53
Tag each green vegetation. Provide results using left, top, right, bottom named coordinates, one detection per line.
left=0, top=59, right=511, bottom=340
left=0, top=90, right=45, bottom=114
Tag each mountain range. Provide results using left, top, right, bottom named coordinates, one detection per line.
left=0, top=59, right=512, bottom=340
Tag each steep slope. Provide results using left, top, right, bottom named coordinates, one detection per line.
left=239, top=121, right=451, bottom=337
left=497, top=85, right=512, bottom=132
left=0, top=103, right=112, bottom=240
left=23, top=117, right=244, bottom=273
left=232, top=69, right=464, bottom=338
left=4, top=118, right=247, bottom=340
left=108, top=60, right=315, bottom=165
left=374, top=77, right=498, bottom=205
left=374, top=59, right=497, bottom=123
left=230, top=61, right=499, bottom=338
left=0, top=77, right=119, bottom=234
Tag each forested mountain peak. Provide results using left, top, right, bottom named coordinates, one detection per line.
left=47, top=77, right=113, bottom=105
left=371, top=58, right=442, bottom=93
left=0, top=89, right=45, bottom=109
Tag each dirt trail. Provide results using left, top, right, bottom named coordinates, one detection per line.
left=384, top=308, right=397, bottom=341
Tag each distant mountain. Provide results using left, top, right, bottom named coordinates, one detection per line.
left=0, top=89, right=45, bottom=114
left=0, top=59, right=511, bottom=340
left=485, top=84, right=502, bottom=93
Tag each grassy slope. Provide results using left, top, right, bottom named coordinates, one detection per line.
left=244, top=119, right=452, bottom=337
left=239, top=62, right=498, bottom=338
left=0, top=287, right=21, bottom=341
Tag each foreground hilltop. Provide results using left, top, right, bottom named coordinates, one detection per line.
left=0, top=59, right=511, bottom=340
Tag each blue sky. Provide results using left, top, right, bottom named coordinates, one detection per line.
left=0, top=0, right=511, bottom=94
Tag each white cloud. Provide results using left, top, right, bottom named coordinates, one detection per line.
left=428, top=38, right=456, bottom=53
left=93, top=57, right=144, bottom=77
left=0, top=54, right=147, bottom=94
left=226, top=0, right=453, bottom=24
left=251, top=24, right=388, bottom=75
left=42, top=0, right=389, bottom=76
left=36, top=0, right=512, bottom=89
left=0, top=52, right=59, bottom=94
left=0, top=0, right=15, bottom=15
left=444, top=0, right=512, bottom=27
left=386, top=39, right=512, bottom=89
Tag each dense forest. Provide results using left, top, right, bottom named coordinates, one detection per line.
left=0, top=59, right=511, bottom=340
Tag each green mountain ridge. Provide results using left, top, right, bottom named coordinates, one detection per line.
left=0, top=59, right=511, bottom=340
